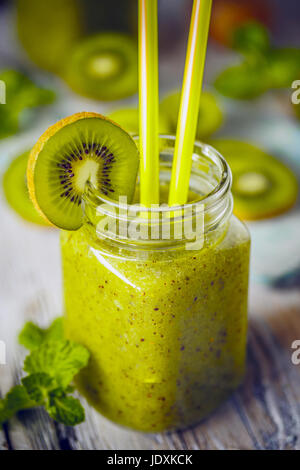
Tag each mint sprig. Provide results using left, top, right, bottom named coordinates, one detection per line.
left=0, top=386, right=35, bottom=425
left=24, top=340, right=89, bottom=388
left=48, top=395, right=85, bottom=427
left=215, top=22, right=300, bottom=99
left=0, top=69, right=55, bottom=140
left=0, top=318, right=90, bottom=428
left=232, top=22, right=271, bottom=58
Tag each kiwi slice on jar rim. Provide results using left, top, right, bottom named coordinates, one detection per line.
left=27, top=112, right=140, bottom=230
left=210, top=139, right=298, bottom=221
left=108, top=108, right=171, bottom=136
left=63, top=33, right=138, bottom=101
left=3, top=151, right=49, bottom=226
left=160, top=91, right=223, bottom=140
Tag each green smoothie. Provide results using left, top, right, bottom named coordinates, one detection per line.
left=62, top=211, right=250, bottom=431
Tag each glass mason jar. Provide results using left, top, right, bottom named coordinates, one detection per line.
left=61, top=136, right=250, bottom=432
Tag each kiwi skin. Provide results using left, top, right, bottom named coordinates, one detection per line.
left=27, top=112, right=139, bottom=229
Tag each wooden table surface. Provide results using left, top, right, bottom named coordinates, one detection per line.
left=1, top=192, right=300, bottom=451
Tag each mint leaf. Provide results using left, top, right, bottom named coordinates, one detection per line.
left=22, top=373, right=56, bottom=404
left=4, top=386, right=33, bottom=412
left=47, top=318, right=64, bottom=342
left=0, top=69, right=55, bottom=140
left=24, top=340, right=90, bottom=388
left=19, top=323, right=46, bottom=351
left=47, top=395, right=85, bottom=426
left=0, top=69, right=55, bottom=112
left=0, top=386, right=34, bottom=425
left=214, top=63, right=270, bottom=100
left=19, top=317, right=64, bottom=351
left=268, top=49, right=300, bottom=88
left=232, top=22, right=270, bottom=57
left=216, top=22, right=300, bottom=99
left=0, top=108, right=19, bottom=139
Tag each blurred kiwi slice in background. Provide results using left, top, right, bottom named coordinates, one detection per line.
left=108, top=108, right=171, bottom=136
left=160, top=91, right=223, bottom=140
left=16, top=0, right=82, bottom=73
left=210, top=139, right=298, bottom=221
left=63, top=33, right=138, bottom=101
left=3, top=151, right=49, bottom=226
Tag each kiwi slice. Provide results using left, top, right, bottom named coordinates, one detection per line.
left=210, top=139, right=298, bottom=220
left=64, top=33, right=138, bottom=101
left=3, top=151, right=49, bottom=226
left=27, top=112, right=139, bottom=230
left=160, top=91, right=223, bottom=140
left=108, top=108, right=171, bottom=136
left=17, top=0, right=82, bottom=72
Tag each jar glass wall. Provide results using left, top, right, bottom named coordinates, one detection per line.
left=61, top=137, right=250, bottom=432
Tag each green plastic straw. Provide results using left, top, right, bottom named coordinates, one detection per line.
left=138, top=0, right=160, bottom=206
left=168, top=0, right=212, bottom=206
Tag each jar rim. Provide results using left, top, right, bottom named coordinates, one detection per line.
left=83, top=135, right=231, bottom=214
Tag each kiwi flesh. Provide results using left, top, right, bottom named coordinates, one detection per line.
left=210, top=139, right=298, bottom=220
left=64, top=33, right=138, bottom=101
left=17, top=0, right=82, bottom=73
left=27, top=113, right=139, bottom=230
left=160, top=91, right=223, bottom=140
left=3, top=151, right=49, bottom=226
left=108, top=108, right=171, bottom=136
